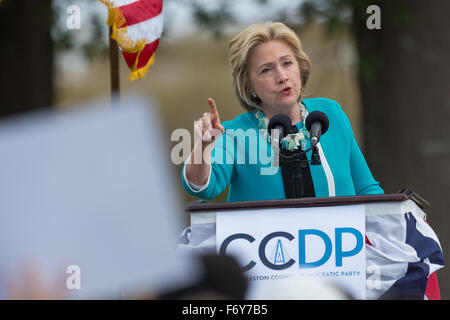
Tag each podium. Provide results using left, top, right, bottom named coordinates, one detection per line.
left=181, top=191, right=444, bottom=300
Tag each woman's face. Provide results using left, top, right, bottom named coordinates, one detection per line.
left=248, top=40, right=302, bottom=114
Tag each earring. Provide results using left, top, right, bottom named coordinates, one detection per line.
left=251, top=92, right=257, bottom=99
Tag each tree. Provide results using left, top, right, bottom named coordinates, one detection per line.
left=0, top=0, right=53, bottom=117
left=350, top=0, right=450, bottom=298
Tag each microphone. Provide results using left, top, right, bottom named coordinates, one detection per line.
left=305, top=111, right=329, bottom=147
left=267, top=114, right=292, bottom=146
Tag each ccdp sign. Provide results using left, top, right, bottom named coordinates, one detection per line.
left=219, top=228, right=363, bottom=272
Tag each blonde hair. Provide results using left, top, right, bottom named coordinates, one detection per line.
left=228, top=21, right=311, bottom=112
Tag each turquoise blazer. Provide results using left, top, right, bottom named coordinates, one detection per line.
left=182, top=98, right=383, bottom=201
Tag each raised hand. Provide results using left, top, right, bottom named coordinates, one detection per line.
left=194, top=98, right=225, bottom=145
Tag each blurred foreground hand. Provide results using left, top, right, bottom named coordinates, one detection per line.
left=4, top=263, right=66, bottom=300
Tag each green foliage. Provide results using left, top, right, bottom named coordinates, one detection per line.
left=80, top=14, right=109, bottom=61
left=299, top=0, right=353, bottom=36
left=51, top=1, right=75, bottom=52
left=192, top=2, right=235, bottom=39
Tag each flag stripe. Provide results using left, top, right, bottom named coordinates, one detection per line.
left=113, top=0, right=140, bottom=6
left=125, top=13, right=163, bottom=44
left=119, top=0, right=162, bottom=27
left=122, top=38, right=160, bottom=69
left=425, top=272, right=441, bottom=300
left=136, top=38, right=159, bottom=69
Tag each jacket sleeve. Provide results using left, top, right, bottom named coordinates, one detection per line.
left=336, top=101, right=384, bottom=195
left=181, top=130, right=236, bottom=200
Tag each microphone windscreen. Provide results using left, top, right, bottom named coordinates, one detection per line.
left=305, top=111, right=329, bottom=134
left=267, top=114, right=292, bottom=136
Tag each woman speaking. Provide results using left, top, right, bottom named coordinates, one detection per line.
left=181, top=21, right=383, bottom=202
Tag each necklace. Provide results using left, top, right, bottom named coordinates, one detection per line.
left=254, top=103, right=310, bottom=151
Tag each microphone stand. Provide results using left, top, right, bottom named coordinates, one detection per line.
left=291, top=156, right=308, bottom=197
left=278, top=146, right=321, bottom=165
left=310, top=145, right=321, bottom=165
left=278, top=145, right=319, bottom=199
left=272, top=124, right=321, bottom=198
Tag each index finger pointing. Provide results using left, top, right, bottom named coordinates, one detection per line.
left=208, top=98, right=221, bottom=122
left=208, top=98, right=219, bottom=115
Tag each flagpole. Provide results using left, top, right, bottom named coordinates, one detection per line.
left=109, top=26, right=120, bottom=101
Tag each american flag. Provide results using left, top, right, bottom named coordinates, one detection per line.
left=99, top=0, right=163, bottom=81
left=365, top=210, right=444, bottom=299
